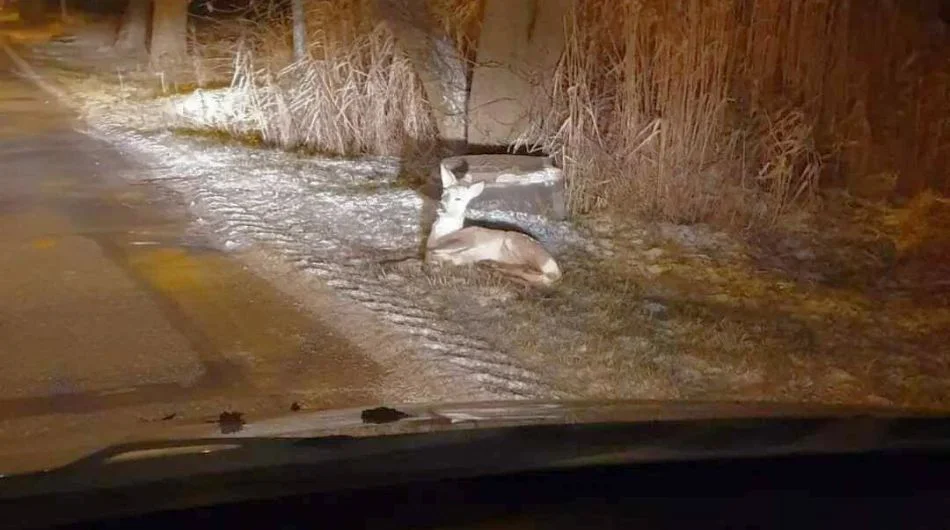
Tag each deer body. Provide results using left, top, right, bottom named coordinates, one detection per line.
left=426, top=163, right=562, bottom=287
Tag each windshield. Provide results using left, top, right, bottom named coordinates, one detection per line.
left=1, top=0, right=949, bottom=476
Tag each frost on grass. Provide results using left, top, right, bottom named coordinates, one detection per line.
left=81, top=110, right=579, bottom=402
left=165, top=88, right=254, bottom=132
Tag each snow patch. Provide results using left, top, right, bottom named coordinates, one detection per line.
left=164, top=88, right=254, bottom=132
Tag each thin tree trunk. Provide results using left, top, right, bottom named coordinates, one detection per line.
left=60, top=0, right=67, bottom=20
left=291, top=0, right=307, bottom=61
left=115, top=0, right=151, bottom=52
left=151, top=0, right=189, bottom=64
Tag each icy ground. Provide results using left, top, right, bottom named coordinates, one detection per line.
left=80, top=103, right=581, bottom=401
left=3, top=27, right=594, bottom=401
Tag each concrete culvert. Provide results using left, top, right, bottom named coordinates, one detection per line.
left=440, top=154, right=567, bottom=221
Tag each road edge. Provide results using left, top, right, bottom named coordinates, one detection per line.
left=0, top=38, right=78, bottom=108
left=0, top=38, right=509, bottom=405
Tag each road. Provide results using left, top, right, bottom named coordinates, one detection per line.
left=0, top=44, right=382, bottom=474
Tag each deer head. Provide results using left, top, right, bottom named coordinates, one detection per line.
left=429, top=163, right=485, bottom=242
left=439, top=163, right=484, bottom=217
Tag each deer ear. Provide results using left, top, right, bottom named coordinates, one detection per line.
left=440, top=163, right=457, bottom=188
left=469, top=181, right=486, bottom=198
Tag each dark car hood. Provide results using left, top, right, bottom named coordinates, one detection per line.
left=1, top=398, right=948, bottom=530
left=2, top=398, right=948, bottom=527
left=1, top=398, right=945, bottom=479
left=199, top=398, right=943, bottom=440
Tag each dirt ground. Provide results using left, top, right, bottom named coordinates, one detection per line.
left=16, top=18, right=950, bottom=411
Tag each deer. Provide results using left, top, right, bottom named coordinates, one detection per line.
left=425, top=162, right=562, bottom=287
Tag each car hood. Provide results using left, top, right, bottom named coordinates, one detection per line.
left=3, top=399, right=948, bottom=529
left=1, top=398, right=945, bottom=479
left=198, top=398, right=942, bottom=439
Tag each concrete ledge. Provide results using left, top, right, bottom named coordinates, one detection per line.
left=442, top=154, right=568, bottom=220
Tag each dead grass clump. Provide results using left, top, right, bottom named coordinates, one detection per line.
left=189, top=0, right=437, bottom=157
left=894, top=190, right=950, bottom=264
left=515, top=0, right=819, bottom=229
left=517, top=0, right=949, bottom=230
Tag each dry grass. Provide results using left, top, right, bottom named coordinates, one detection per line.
left=894, top=190, right=950, bottom=263
left=184, top=0, right=483, bottom=159
left=229, top=28, right=432, bottom=155
left=514, top=0, right=820, bottom=228
left=185, top=0, right=436, bottom=157
left=380, top=210, right=950, bottom=408
left=515, top=0, right=950, bottom=230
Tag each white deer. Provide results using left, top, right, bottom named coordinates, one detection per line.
left=425, top=163, right=562, bottom=287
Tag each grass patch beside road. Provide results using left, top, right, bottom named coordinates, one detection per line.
left=381, top=209, right=950, bottom=409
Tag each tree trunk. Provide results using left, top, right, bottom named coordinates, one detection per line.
left=19, top=0, right=47, bottom=26
left=373, top=0, right=469, bottom=151
left=115, top=0, right=151, bottom=51
left=59, top=0, right=67, bottom=20
left=291, top=0, right=307, bottom=61
left=468, top=0, right=570, bottom=147
left=150, top=0, right=189, bottom=64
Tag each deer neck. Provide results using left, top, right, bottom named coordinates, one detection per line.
left=430, top=207, right=465, bottom=242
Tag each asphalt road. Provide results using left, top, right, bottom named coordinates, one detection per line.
left=0, top=44, right=382, bottom=474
